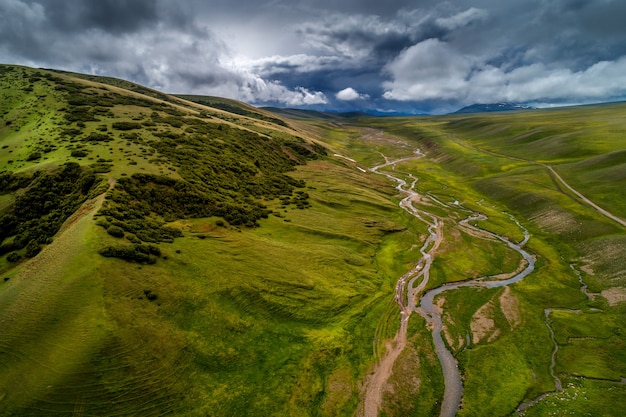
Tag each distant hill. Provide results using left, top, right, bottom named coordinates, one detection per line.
left=453, top=102, right=534, bottom=114
left=263, top=107, right=423, bottom=119
left=262, top=107, right=355, bottom=121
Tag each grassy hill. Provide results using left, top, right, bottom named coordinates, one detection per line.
left=0, top=64, right=421, bottom=416
left=1, top=64, right=625, bottom=416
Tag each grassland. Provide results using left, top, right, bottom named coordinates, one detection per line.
left=1, top=64, right=625, bottom=416
left=0, top=65, right=424, bottom=416
left=344, top=105, right=626, bottom=416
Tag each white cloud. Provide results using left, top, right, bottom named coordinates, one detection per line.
left=383, top=38, right=626, bottom=106
left=383, top=38, right=474, bottom=101
left=336, top=87, right=369, bottom=101
left=435, top=8, right=487, bottom=31
left=244, top=81, right=328, bottom=105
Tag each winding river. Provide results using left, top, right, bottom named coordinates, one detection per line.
left=365, top=150, right=536, bottom=417
left=417, top=214, right=534, bottom=417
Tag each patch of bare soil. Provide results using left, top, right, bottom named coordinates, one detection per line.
left=579, top=262, right=595, bottom=276
left=380, top=341, right=422, bottom=416
left=470, top=302, right=497, bottom=344
left=487, top=258, right=529, bottom=282
left=359, top=312, right=410, bottom=417
left=457, top=222, right=499, bottom=242
left=499, top=287, right=521, bottom=328
left=601, top=287, right=626, bottom=306
left=530, top=208, right=579, bottom=235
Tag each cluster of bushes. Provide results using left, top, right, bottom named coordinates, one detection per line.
left=150, top=113, right=183, bottom=128
left=84, top=132, right=112, bottom=142
left=102, top=173, right=276, bottom=229
left=112, top=121, right=141, bottom=130
left=99, top=215, right=183, bottom=244
left=71, top=149, right=89, bottom=157
left=99, top=115, right=327, bottom=230
left=281, top=190, right=311, bottom=209
left=0, top=163, right=103, bottom=259
left=0, top=171, right=33, bottom=191
left=64, top=106, right=98, bottom=123
left=89, top=162, right=113, bottom=173
left=99, top=243, right=161, bottom=264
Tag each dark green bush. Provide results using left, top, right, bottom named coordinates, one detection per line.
left=85, top=132, right=112, bottom=142
left=7, top=252, right=21, bottom=262
left=25, top=239, right=41, bottom=258
left=71, top=150, right=88, bottom=157
left=106, top=225, right=125, bottom=238
left=99, top=244, right=160, bottom=264
left=112, top=121, right=141, bottom=130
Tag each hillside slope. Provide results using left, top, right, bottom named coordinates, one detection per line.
left=0, top=65, right=417, bottom=416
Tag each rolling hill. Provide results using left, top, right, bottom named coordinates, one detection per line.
left=1, top=64, right=626, bottom=416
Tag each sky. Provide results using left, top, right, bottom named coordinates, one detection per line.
left=2, top=0, right=626, bottom=114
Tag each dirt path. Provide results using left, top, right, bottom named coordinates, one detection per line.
left=361, top=309, right=411, bottom=417
left=359, top=150, right=443, bottom=417
left=461, top=142, right=626, bottom=229
left=545, top=166, right=626, bottom=228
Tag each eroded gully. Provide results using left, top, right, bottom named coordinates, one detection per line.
left=361, top=151, right=535, bottom=417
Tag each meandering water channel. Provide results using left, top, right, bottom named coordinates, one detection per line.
left=365, top=150, right=536, bottom=417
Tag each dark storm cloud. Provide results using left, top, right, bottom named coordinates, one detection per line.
left=2, top=0, right=626, bottom=113
left=43, top=0, right=160, bottom=33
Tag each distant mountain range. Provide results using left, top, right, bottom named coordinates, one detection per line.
left=453, top=102, right=535, bottom=114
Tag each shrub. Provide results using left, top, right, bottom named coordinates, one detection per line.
left=112, top=121, right=141, bottom=130
left=98, top=244, right=159, bottom=264
left=107, top=225, right=125, bottom=238
left=85, top=132, right=112, bottom=142
left=25, top=239, right=41, bottom=258
left=7, top=252, right=21, bottom=262
left=71, top=150, right=88, bottom=158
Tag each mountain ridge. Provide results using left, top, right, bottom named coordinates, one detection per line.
left=453, top=102, right=535, bottom=114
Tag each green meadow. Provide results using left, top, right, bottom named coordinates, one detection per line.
left=1, top=64, right=626, bottom=416
left=346, top=105, right=626, bottom=416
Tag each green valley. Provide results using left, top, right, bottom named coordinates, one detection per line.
left=1, top=64, right=625, bottom=416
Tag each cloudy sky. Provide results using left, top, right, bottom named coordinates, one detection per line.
left=2, top=0, right=626, bottom=113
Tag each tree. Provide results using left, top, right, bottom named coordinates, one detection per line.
left=25, top=239, right=41, bottom=258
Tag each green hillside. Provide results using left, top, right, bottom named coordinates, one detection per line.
left=1, top=64, right=625, bottom=416
left=0, top=64, right=417, bottom=416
